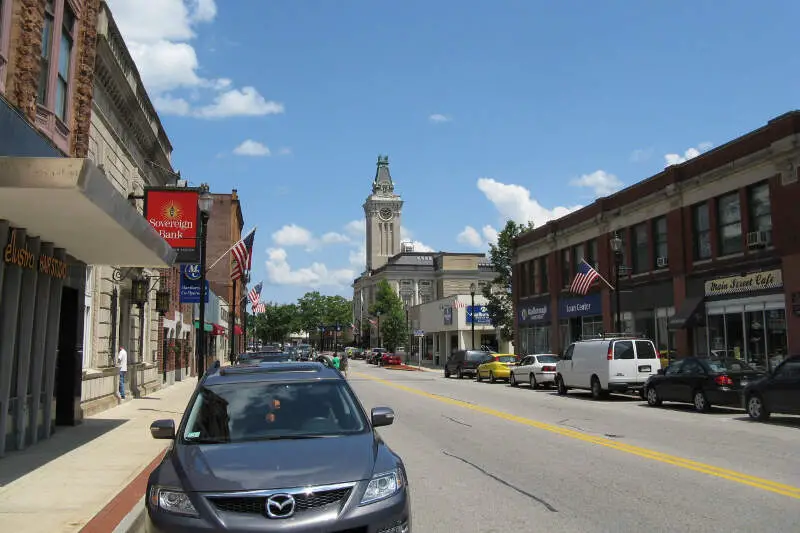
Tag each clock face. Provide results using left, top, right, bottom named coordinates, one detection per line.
left=379, top=207, right=393, bottom=221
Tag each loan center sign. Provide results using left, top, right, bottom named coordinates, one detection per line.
left=704, top=269, right=783, bottom=296
left=144, top=188, right=200, bottom=263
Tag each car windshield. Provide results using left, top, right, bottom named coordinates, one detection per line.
left=706, top=358, right=756, bottom=373
left=466, top=351, right=489, bottom=361
left=182, top=380, right=368, bottom=444
left=536, top=355, right=559, bottom=364
left=495, top=355, right=517, bottom=363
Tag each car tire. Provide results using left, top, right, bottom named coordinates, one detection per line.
left=645, top=386, right=662, bottom=407
left=556, top=375, right=567, bottom=395
left=693, top=390, right=710, bottom=412
left=746, top=394, right=770, bottom=421
left=476, top=371, right=483, bottom=382
left=444, top=368, right=450, bottom=378
left=457, top=368, right=463, bottom=379
left=590, top=377, right=604, bottom=400
left=510, top=373, right=518, bottom=387
left=489, top=371, right=496, bottom=383
left=531, top=374, right=539, bottom=389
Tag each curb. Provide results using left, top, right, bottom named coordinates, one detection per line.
left=112, top=497, right=146, bottom=533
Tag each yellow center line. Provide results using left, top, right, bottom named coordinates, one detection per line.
left=353, top=372, right=800, bottom=500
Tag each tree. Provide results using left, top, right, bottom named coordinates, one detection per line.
left=323, top=295, right=352, bottom=327
left=370, top=280, right=408, bottom=352
left=296, top=291, right=326, bottom=342
left=483, top=219, right=533, bottom=342
left=252, top=302, right=298, bottom=343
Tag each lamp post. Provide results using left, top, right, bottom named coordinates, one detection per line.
left=197, top=183, right=213, bottom=376
left=469, top=283, right=477, bottom=350
left=405, top=302, right=410, bottom=363
left=610, top=232, right=624, bottom=333
left=376, top=311, right=382, bottom=348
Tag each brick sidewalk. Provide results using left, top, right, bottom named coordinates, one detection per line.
left=0, top=377, right=197, bottom=533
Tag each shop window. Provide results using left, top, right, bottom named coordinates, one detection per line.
left=632, top=223, right=649, bottom=274
left=581, top=316, right=604, bottom=338
left=748, top=182, right=772, bottom=245
left=539, top=256, right=549, bottom=293
left=692, top=202, right=712, bottom=260
left=586, top=239, right=598, bottom=269
left=717, top=192, right=743, bottom=256
left=561, top=249, right=571, bottom=288
left=653, top=217, right=668, bottom=268
left=706, top=306, right=787, bottom=372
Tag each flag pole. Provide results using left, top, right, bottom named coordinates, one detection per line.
left=581, top=258, right=615, bottom=291
left=207, top=226, right=257, bottom=272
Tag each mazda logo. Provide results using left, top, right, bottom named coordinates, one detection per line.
left=265, top=494, right=296, bottom=518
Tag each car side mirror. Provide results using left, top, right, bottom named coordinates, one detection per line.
left=150, top=419, right=176, bottom=440
left=371, top=407, right=395, bottom=428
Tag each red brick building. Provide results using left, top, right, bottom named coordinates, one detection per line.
left=513, top=111, right=800, bottom=373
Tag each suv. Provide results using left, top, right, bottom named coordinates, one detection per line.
left=145, top=362, right=411, bottom=532
left=444, top=350, right=492, bottom=379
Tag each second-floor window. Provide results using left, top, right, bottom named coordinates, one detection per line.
left=632, top=223, right=649, bottom=274
left=586, top=239, right=598, bottom=268
left=38, top=1, right=55, bottom=105
left=653, top=216, right=668, bottom=267
left=561, top=249, right=571, bottom=288
left=55, top=3, right=76, bottom=121
left=748, top=182, right=772, bottom=245
left=717, top=192, right=742, bottom=256
left=37, top=0, right=75, bottom=122
left=572, top=244, right=585, bottom=272
left=521, top=261, right=530, bottom=296
left=540, top=256, right=549, bottom=292
left=693, top=202, right=711, bottom=260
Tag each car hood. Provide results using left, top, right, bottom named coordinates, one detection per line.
left=172, top=433, right=379, bottom=492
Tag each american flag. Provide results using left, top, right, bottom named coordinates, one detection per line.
left=253, top=302, right=266, bottom=314
left=248, top=281, right=262, bottom=306
left=231, top=228, right=256, bottom=280
left=570, top=259, right=601, bottom=295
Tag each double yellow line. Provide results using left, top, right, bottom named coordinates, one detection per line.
left=354, top=372, right=800, bottom=500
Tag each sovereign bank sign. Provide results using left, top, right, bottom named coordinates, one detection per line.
left=265, top=494, right=296, bottom=518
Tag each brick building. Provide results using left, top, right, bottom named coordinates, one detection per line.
left=513, top=111, right=800, bottom=374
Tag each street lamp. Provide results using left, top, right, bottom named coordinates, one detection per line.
left=197, top=183, right=213, bottom=376
left=405, top=301, right=410, bottom=363
left=376, top=311, right=382, bottom=348
left=610, top=232, right=624, bottom=332
left=469, top=283, right=477, bottom=350
left=128, top=274, right=170, bottom=397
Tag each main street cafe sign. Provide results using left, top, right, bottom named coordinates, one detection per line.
left=704, top=269, right=783, bottom=297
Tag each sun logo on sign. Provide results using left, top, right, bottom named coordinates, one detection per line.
left=161, top=201, right=182, bottom=220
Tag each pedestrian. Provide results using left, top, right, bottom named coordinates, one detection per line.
left=332, top=352, right=341, bottom=370
left=117, top=345, right=128, bottom=399
left=340, top=351, right=349, bottom=377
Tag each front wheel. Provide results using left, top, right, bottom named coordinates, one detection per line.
left=645, top=386, right=662, bottom=407
left=747, top=394, right=770, bottom=421
left=510, top=373, right=518, bottom=387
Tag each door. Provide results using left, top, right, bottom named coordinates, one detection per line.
left=517, top=356, right=534, bottom=381
left=633, top=340, right=659, bottom=384
left=559, top=344, right=576, bottom=385
left=658, top=360, right=684, bottom=401
left=674, top=358, right=706, bottom=402
left=610, top=340, right=637, bottom=386
left=766, top=359, right=800, bottom=413
left=55, top=287, right=81, bottom=426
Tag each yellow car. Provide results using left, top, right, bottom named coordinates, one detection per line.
left=476, top=354, right=519, bottom=383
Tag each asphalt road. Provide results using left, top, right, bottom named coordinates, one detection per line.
left=347, top=361, right=800, bottom=533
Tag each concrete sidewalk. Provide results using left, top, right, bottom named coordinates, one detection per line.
left=0, top=377, right=197, bottom=533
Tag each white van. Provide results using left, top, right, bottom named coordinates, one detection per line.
left=555, top=335, right=660, bottom=399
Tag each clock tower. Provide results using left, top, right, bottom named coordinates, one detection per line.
left=363, top=155, right=403, bottom=271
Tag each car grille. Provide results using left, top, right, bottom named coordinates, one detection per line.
left=209, top=487, right=352, bottom=515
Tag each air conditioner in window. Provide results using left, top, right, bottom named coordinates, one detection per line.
left=656, top=257, right=669, bottom=268
left=746, top=231, right=769, bottom=248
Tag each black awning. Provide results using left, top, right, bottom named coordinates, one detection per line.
left=668, top=296, right=705, bottom=330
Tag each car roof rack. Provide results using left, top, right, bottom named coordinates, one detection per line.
left=578, top=332, right=649, bottom=341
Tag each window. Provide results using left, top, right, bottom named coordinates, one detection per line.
left=613, top=340, right=634, bottom=360
left=635, top=340, right=657, bottom=359
left=55, top=3, right=75, bottom=121
left=561, top=249, right=571, bottom=287
left=586, top=239, right=598, bottom=268
left=692, top=202, right=712, bottom=260
left=539, top=256, right=549, bottom=293
left=717, top=192, right=742, bottom=255
left=572, top=244, right=585, bottom=272
left=653, top=217, right=668, bottom=267
left=519, top=261, right=529, bottom=296
left=632, top=223, right=649, bottom=274
left=532, top=259, right=539, bottom=294
left=38, top=1, right=56, bottom=105
left=748, top=182, right=772, bottom=245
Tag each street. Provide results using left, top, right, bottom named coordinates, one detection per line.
left=348, top=361, right=800, bottom=532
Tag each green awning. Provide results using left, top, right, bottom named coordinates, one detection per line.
left=194, top=320, right=213, bottom=332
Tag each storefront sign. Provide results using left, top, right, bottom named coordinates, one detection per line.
left=518, top=297, right=550, bottom=324
left=466, top=305, right=491, bottom=325
left=179, top=264, right=209, bottom=303
left=704, top=269, right=783, bottom=296
left=559, top=293, right=602, bottom=318
left=144, top=188, right=200, bottom=263
left=443, top=306, right=453, bottom=325
left=4, top=230, right=68, bottom=279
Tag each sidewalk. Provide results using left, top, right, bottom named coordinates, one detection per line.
left=0, top=377, right=197, bottom=533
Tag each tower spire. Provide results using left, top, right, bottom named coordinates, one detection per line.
left=372, top=154, right=394, bottom=195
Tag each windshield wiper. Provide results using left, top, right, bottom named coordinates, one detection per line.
left=251, top=435, right=331, bottom=441
left=184, top=437, right=229, bottom=444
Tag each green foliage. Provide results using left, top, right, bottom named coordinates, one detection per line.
left=369, top=280, right=408, bottom=351
left=250, top=291, right=354, bottom=344
left=251, top=302, right=299, bottom=343
left=482, top=219, right=533, bottom=342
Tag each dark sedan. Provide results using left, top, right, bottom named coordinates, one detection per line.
left=743, top=356, right=800, bottom=421
left=644, top=357, right=764, bottom=412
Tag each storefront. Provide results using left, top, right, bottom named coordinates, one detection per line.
left=0, top=157, right=175, bottom=457
left=620, top=280, right=675, bottom=354
left=518, top=296, right=551, bottom=354
left=558, top=293, right=603, bottom=350
left=700, top=268, right=786, bottom=372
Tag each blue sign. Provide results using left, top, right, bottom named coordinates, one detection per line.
left=180, top=264, right=209, bottom=304
left=559, top=293, right=602, bottom=318
left=466, top=305, right=491, bottom=325
left=518, top=297, right=550, bottom=324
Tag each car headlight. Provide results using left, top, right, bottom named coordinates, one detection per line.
left=149, top=486, right=199, bottom=516
left=360, top=469, right=404, bottom=505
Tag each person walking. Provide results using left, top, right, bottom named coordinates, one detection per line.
left=340, top=350, right=349, bottom=377
left=332, top=352, right=341, bottom=370
left=117, top=345, right=128, bottom=399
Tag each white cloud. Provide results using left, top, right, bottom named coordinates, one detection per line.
left=107, top=0, right=282, bottom=119
left=570, top=170, right=623, bottom=197
left=349, top=243, right=366, bottom=270
left=321, top=232, right=350, bottom=244
left=344, top=220, right=365, bottom=236
left=664, top=142, right=713, bottom=167
left=476, top=177, right=582, bottom=228
left=429, top=113, right=451, bottom=123
left=272, top=224, right=313, bottom=247
left=266, top=248, right=355, bottom=288
left=233, top=140, right=270, bottom=156
left=457, top=224, right=498, bottom=250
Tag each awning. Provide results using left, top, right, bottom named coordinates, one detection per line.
left=194, top=320, right=213, bottom=332
left=0, top=157, right=176, bottom=267
left=211, top=324, right=226, bottom=336
left=234, top=325, right=244, bottom=335
left=668, top=296, right=705, bottom=330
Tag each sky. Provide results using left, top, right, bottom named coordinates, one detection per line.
left=107, top=0, right=800, bottom=304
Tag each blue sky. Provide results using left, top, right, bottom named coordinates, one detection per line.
left=109, top=0, right=800, bottom=304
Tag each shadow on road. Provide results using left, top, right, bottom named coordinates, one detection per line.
left=547, top=391, right=642, bottom=402
left=730, top=415, right=800, bottom=429
left=635, top=403, right=743, bottom=416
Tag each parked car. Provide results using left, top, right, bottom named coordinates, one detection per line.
left=743, top=355, right=800, bottom=421
left=368, top=348, right=387, bottom=365
left=476, top=354, right=519, bottom=383
left=555, top=335, right=660, bottom=399
left=444, top=349, right=492, bottom=379
left=644, top=357, right=764, bottom=412
left=380, top=353, right=403, bottom=366
left=510, top=354, right=559, bottom=388
left=145, top=361, right=411, bottom=532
